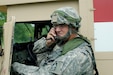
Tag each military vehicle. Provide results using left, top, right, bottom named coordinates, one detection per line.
left=1, top=0, right=113, bottom=75
left=0, top=0, right=97, bottom=75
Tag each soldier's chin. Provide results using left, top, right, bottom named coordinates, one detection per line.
left=56, top=31, right=70, bottom=41
left=57, top=36, right=68, bottom=41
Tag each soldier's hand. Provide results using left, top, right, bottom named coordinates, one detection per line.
left=46, top=27, right=56, bottom=46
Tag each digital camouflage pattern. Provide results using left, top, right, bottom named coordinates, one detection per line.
left=12, top=7, right=95, bottom=75
left=51, top=7, right=81, bottom=28
left=12, top=37, right=94, bottom=75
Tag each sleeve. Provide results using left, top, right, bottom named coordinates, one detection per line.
left=49, top=46, right=93, bottom=75
left=32, top=37, right=47, bottom=54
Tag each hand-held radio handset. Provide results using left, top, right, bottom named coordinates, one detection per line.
left=46, top=27, right=60, bottom=47
left=46, top=36, right=59, bottom=42
left=46, top=36, right=60, bottom=51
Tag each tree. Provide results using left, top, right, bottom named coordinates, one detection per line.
left=0, top=12, right=6, bottom=26
left=0, top=12, right=6, bottom=45
left=0, top=12, right=34, bottom=44
left=14, top=23, right=34, bottom=43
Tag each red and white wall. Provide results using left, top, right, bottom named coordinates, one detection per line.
left=93, top=0, right=113, bottom=51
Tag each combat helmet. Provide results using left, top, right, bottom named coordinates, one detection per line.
left=51, top=7, right=81, bottom=29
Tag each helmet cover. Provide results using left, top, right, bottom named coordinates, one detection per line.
left=51, top=7, right=81, bottom=28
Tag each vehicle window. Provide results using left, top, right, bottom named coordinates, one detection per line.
left=14, top=23, right=34, bottom=43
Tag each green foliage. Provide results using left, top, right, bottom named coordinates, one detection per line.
left=0, top=12, right=6, bottom=45
left=41, top=25, right=50, bottom=36
left=0, top=12, right=6, bottom=26
left=0, top=12, right=35, bottom=44
left=14, top=23, right=34, bottom=43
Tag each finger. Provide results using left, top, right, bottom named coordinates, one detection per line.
left=49, top=28, right=56, bottom=36
left=47, top=33, right=55, bottom=41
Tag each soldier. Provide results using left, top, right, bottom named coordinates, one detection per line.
left=12, top=7, right=98, bottom=75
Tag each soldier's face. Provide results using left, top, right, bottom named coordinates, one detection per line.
left=54, top=24, right=69, bottom=38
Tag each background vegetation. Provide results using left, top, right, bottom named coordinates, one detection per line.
left=0, top=12, right=34, bottom=45
left=14, top=23, right=34, bottom=43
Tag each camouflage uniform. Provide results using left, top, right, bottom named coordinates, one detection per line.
left=12, top=7, right=95, bottom=75
left=12, top=37, right=94, bottom=75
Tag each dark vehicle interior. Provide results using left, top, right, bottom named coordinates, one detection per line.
left=11, top=20, right=52, bottom=75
